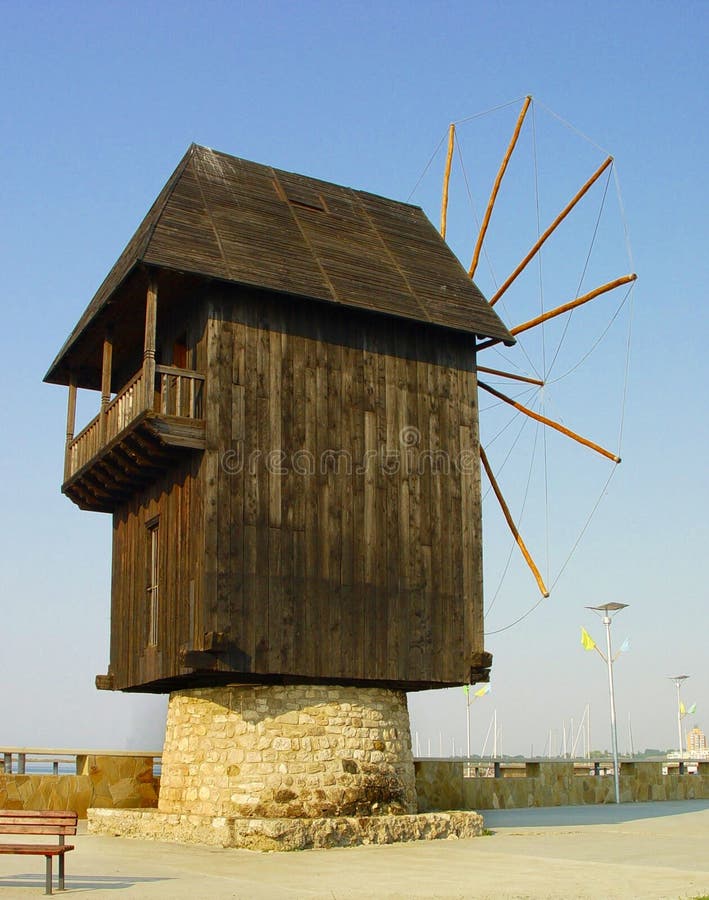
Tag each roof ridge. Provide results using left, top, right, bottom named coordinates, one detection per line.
left=135, top=144, right=199, bottom=264
left=189, top=146, right=235, bottom=281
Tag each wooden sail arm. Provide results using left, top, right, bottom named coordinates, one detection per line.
left=478, top=381, right=621, bottom=463
left=480, top=445, right=549, bottom=598
left=477, top=366, right=544, bottom=387
left=469, top=95, right=532, bottom=279
left=510, top=274, right=637, bottom=336
left=489, top=155, right=614, bottom=307
left=440, top=123, right=456, bottom=239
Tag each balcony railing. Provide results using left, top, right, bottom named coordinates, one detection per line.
left=155, top=364, right=204, bottom=419
left=65, top=365, right=205, bottom=483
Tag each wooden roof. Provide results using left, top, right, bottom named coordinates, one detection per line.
left=45, top=144, right=513, bottom=385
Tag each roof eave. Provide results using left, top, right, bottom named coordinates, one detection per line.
left=43, top=145, right=199, bottom=386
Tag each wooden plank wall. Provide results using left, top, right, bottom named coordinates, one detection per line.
left=110, top=454, right=204, bottom=689
left=205, top=286, right=484, bottom=688
left=108, top=305, right=208, bottom=691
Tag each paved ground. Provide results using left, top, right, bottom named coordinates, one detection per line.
left=1, top=801, right=708, bottom=899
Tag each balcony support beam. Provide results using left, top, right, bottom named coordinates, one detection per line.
left=100, top=332, right=113, bottom=444
left=64, top=374, right=78, bottom=482
left=143, top=278, right=158, bottom=411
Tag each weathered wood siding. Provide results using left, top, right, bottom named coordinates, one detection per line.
left=107, top=304, right=208, bottom=691
left=203, top=286, right=484, bottom=688
left=109, top=454, right=205, bottom=689
left=106, top=286, right=485, bottom=691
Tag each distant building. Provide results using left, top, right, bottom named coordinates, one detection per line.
left=687, top=726, right=708, bottom=757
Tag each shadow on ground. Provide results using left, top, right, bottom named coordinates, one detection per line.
left=482, top=798, right=709, bottom=828
left=0, top=873, right=169, bottom=893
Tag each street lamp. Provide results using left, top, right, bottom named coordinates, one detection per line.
left=586, top=601, right=628, bottom=804
left=668, top=675, right=689, bottom=758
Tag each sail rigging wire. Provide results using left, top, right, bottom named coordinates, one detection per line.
left=484, top=277, right=634, bottom=634
left=484, top=345, right=538, bottom=378
left=454, top=131, right=499, bottom=291
left=549, top=465, right=619, bottom=592
left=453, top=96, right=528, bottom=127
left=486, top=450, right=621, bottom=635
left=485, top=418, right=542, bottom=616
left=544, top=166, right=613, bottom=381
left=531, top=102, right=551, bottom=582
left=543, top=391, right=551, bottom=582
left=406, top=130, right=447, bottom=202
left=533, top=98, right=610, bottom=155
left=485, top=406, right=531, bottom=461
left=532, top=102, right=547, bottom=377
left=481, top=413, right=530, bottom=503
left=487, top=596, right=546, bottom=635
left=616, top=283, right=635, bottom=452
left=545, top=284, right=633, bottom=385
left=479, top=383, right=538, bottom=414
left=613, top=163, right=635, bottom=270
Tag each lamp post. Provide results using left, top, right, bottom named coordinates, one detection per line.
left=586, top=602, right=628, bottom=804
left=668, top=675, right=689, bottom=758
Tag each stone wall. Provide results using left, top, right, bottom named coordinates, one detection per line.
left=415, top=760, right=709, bottom=811
left=158, top=684, right=416, bottom=818
left=89, top=807, right=484, bottom=850
left=0, top=756, right=158, bottom=818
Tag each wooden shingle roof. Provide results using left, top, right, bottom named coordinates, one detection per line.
left=45, top=144, right=513, bottom=385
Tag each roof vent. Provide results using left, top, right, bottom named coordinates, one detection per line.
left=273, top=177, right=327, bottom=213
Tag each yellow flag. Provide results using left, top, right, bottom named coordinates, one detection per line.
left=581, top=627, right=596, bottom=651
left=679, top=701, right=686, bottom=716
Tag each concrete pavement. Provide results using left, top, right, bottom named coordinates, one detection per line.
left=1, top=801, right=708, bottom=899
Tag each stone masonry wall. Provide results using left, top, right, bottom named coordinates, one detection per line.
left=0, top=756, right=158, bottom=818
left=415, top=759, right=709, bottom=811
left=158, top=684, right=416, bottom=818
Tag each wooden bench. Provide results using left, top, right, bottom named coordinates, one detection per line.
left=0, top=810, right=77, bottom=895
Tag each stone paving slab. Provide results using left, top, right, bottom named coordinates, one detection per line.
left=0, top=801, right=708, bottom=898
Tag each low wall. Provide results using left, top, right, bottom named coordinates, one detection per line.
left=415, top=760, right=709, bottom=811
left=0, top=755, right=159, bottom=818
left=5, top=752, right=708, bottom=819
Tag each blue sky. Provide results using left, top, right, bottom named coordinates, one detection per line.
left=1, top=0, right=707, bottom=756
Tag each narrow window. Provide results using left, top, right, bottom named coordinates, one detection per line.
left=147, top=518, right=159, bottom=646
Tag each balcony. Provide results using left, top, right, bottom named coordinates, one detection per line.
left=63, top=365, right=206, bottom=512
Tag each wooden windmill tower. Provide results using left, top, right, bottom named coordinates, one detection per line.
left=45, top=145, right=513, bottom=825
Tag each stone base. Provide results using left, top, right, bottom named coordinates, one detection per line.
left=88, top=807, right=484, bottom=851
left=159, top=683, right=416, bottom=818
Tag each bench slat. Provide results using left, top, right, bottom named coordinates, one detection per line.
left=0, top=810, right=77, bottom=819
left=0, top=810, right=78, bottom=836
left=0, top=844, right=75, bottom=855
